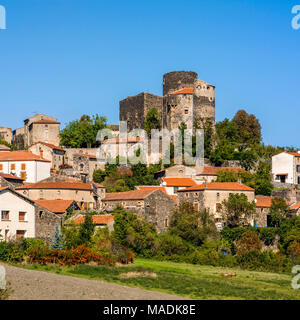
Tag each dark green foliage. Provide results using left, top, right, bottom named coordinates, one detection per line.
left=144, top=108, right=161, bottom=135
left=112, top=206, right=157, bottom=256
left=78, top=215, right=95, bottom=245
left=60, top=114, right=107, bottom=148
left=169, top=202, right=218, bottom=246
left=269, top=197, right=290, bottom=227
left=221, top=193, right=256, bottom=228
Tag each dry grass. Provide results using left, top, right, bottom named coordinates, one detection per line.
left=118, top=271, right=158, bottom=279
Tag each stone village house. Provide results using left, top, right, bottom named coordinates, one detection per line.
left=177, top=182, right=256, bottom=227
left=0, top=187, right=60, bottom=241
left=102, top=189, right=176, bottom=233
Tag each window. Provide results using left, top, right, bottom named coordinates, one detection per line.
left=19, top=212, right=26, bottom=221
left=11, top=164, right=16, bottom=171
left=20, top=172, right=26, bottom=180
left=57, top=191, right=61, bottom=195
left=39, top=211, right=44, bottom=218
left=136, top=201, right=143, bottom=207
left=16, top=230, right=25, bottom=239
left=174, top=187, right=179, bottom=193
left=0, top=164, right=3, bottom=171
left=298, top=176, right=300, bottom=185
left=164, top=217, right=169, bottom=228
left=297, top=165, right=300, bottom=173
left=184, top=109, right=189, bottom=115
left=21, top=163, right=26, bottom=170
left=1, top=211, right=9, bottom=220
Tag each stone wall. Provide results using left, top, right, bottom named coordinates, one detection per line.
left=119, top=93, right=163, bottom=131
left=0, top=127, right=12, bottom=144
left=163, top=71, right=198, bottom=95
left=34, top=205, right=62, bottom=241
left=272, top=188, right=300, bottom=202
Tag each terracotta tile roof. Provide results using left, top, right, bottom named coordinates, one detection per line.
left=290, top=201, right=300, bottom=210
left=73, top=215, right=114, bottom=225
left=284, top=151, right=300, bottom=157
left=0, top=187, right=8, bottom=191
left=0, top=173, right=24, bottom=181
left=34, top=200, right=75, bottom=213
left=103, top=189, right=156, bottom=201
left=102, top=137, right=141, bottom=144
left=276, top=173, right=288, bottom=176
left=0, top=151, right=50, bottom=162
left=162, top=178, right=197, bottom=187
left=116, top=168, right=133, bottom=175
left=93, top=182, right=105, bottom=188
left=31, top=142, right=65, bottom=152
left=82, top=154, right=97, bottom=159
left=0, top=145, right=10, bottom=151
left=137, top=186, right=168, bottom=194
left=197, top=166, right=244, bottom=176
left=178, top=182, right=255, bottom=192
left=16, top=182, right=93, bottom=191
left=170, top=88, right=194, bottom=95
left=255, top=196, right=273, bottom=208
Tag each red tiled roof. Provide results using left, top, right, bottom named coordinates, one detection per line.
left=31, top=142, right=65, bottom=152
left=0, top=187, right=8, bottom=191
left=93, top=182, right=105, bottom=188
left=0, top=173, right=24, bottom=181
left=255, top=196, right=273, bottom=208
left=178, top=182, right=254, bottom=192
left=16, top=182, right=93, bottom=191
left=0, top=145, right=10, bottom=151
left=34, top=200, right=75, bottom=213
left=197, top=167, right=244, bottom=176
left=162, top=178, right=197, bottom=187
left=0, top=151, right=50, bottom=163
left=290, top=201, right=300, bottom=210
left=116, top=168, right=133, bottom=175
left=103, top=189, right=156, bottom=201
left=137, top=186, right=168, bottom=194
left=73, top=215, right=114, bottom=225
left=170, top=88, right=194, bottom=95
left=284, top=151, right=300, bottom=157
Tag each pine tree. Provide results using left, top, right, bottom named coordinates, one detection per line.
left=50, top=224, right=65, bottom=250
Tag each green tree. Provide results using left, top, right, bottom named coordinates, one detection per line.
left=221, top=194, right=256, bottom=228
left=112, top=206, right=157, bottom=255
left=50, top=224, right=65, bottom=250
left=254, top=161, right=273, bottom=196
left=169, top=202, right=218, bottom=246
left=93, top=169, right=107, bottom=183
left=235, top=230, right=263, bottom=256
left=269, top=197, right=290, bottom=227
left=144, top=108, right=161, bottom=136
left=78, top=214, right=95, bottom=245
left=60, top=114, right=107, bottom=148
left=232, top=110, right=262, bottom=147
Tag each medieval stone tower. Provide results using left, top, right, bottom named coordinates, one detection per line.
left=119, top=71, right=215, bottom=131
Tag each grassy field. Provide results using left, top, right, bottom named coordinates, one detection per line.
left=21, top=258, right=300, bottom=300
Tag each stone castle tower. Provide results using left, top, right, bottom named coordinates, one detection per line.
left=119, top=71, right=215, bottom=131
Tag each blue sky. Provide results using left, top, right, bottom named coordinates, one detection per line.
left=0, top=0, right=299, bottom=146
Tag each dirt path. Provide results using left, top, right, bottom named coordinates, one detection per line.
left=2, top=264, right=187, bottom=300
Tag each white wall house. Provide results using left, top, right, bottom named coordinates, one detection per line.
left=0, top=187, right=36, bottom=240
left=272, top=151, right=300, bottom=185
left=0, top=151, right=51, bottom=183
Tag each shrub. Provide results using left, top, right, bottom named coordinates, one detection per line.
left=0, top=242, right=9, bottom=262
left=237, top=251, right=292, bottom=272
left=153, top=233, right=193, bottom=258
left=235, top=230, right=263, bottom=256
